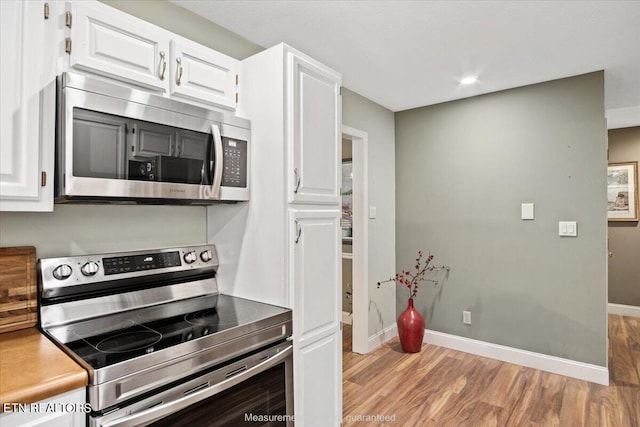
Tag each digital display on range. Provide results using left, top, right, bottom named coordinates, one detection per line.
left=103, top=251, right=181, bottom=275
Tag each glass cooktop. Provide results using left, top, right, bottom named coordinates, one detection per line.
left=48, top=294, right=290, bottom=370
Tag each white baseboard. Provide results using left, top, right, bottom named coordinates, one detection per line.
left=342, top=311, right=353, bottom=325
left=367, top=322, right=398, bottom=352
left=608, top=303, right=640, bottom=318
left=424, top=330, right=609, bottom=386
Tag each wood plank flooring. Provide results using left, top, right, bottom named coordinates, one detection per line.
left=342, top=315, right=639, bottom=426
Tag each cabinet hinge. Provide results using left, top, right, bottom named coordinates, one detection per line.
left=44, top=3, right=50, bottom=19
left=41, top=171, right=46, bottom=187
left=65, top=11, right=72, bottom=28
left=235, top=92, right=238, bottom=105
left=235, top=74, right=239, bottom=85
left=339, top=86, right=343, bottom=96
left=65, top=38, right=72, bottom=54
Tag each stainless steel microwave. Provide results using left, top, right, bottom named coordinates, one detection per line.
left=56, top=72, right=250, bottom=204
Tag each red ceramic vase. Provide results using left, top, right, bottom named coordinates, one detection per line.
left=397, top=298, right=425, bottom=353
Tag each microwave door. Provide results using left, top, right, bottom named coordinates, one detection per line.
left=201, top=124, right=223, bottom=200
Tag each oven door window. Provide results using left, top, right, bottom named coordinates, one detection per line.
left=151, top=365, right=287, bottom=427
left=73, top=109, right=127, bottom=180
left=72, top=108, right=214, bottom=185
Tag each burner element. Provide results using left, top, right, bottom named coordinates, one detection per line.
left=96, top=330, right=162, bottom=353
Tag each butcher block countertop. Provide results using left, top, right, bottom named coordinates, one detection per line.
left=0, top=328, right=87, bottom=411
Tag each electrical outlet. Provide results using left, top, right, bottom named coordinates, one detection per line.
left=463, top=311, right=471, bottom=325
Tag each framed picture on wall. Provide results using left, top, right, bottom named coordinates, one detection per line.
left=607, top=161, right=639, bottom=222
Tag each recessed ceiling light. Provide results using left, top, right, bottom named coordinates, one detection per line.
left=460, top=75, right=478, bottom=85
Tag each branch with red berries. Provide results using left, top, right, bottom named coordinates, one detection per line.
left=377, top=250, right=450, bottom=299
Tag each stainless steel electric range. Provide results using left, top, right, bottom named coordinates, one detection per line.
left=38, top=245, right=293, bottom=427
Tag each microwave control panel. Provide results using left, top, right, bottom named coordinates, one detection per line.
left=221, top=137, right=247, bottom=188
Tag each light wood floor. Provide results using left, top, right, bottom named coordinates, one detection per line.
left=342, top=315, right=639, bottom=426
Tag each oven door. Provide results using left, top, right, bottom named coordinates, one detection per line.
left=92, top=343, right=293, bottom=427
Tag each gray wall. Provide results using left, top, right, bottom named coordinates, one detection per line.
left=608, top=126, right=640, bottom=306
left=0, top=1, right=260, bottom=257
left=395, top=72, right=608, bottom=366
left=342, top=89, right=397, bottom=336
left=0, top=205, right=205, bottom=258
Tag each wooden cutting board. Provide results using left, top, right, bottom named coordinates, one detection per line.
left=0, top=247, right=37, bottom=333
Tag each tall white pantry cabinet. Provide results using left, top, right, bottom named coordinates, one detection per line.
left=208, top=43, right=342, bottom=426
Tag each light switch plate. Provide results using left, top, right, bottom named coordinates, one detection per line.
left=558, top=221, right=578, bottom=237
left=521, top=203, right=535, bottom=220
left=369, top=206, right=377, bottom=219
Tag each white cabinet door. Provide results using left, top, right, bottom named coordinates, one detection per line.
left=170, top=39, right=237, bottom=110
left=289, top=209, right=342, bottom=426
left=68, top=1, right=170, bottom=92
left=0, top=0, right=54, bottom=212
left=290, top=209, right=341, bottom=345
left=0, top=388, right=86, bottom=427
left=294, top=333, right=342, bottom=427
left=287, top=52, right=341, bottom=205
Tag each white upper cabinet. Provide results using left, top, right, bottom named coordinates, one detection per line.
left=65, top=1, right=238, bottom=110
left=0, top=0, right=55, bottom=212
left=288, top=53, right=341, bottom=205
left=170, top=39, right=238, bottom=110
left=68, top=0, right=171, bottom=92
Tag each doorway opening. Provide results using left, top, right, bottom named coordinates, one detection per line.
left=341, top=125, right=368, bottom=354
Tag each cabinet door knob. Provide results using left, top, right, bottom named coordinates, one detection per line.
left=159, top=51, right=167, bottom=81
left=176, top=57, right=183, bottom=86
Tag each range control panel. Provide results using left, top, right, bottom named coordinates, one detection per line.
left=103, top=251, right=182, bottom=275
left=39, top=245, right=218, bottom=291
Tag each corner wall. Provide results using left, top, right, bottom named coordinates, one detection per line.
left=395, top=72, right=608, bottom=366
left=608, top=126, right=640, bottom=306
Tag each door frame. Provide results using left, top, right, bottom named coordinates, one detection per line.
left=342, top=125, right=368, bottom=354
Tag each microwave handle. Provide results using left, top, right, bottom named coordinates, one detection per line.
left=208, top=124, right=224, bottom=199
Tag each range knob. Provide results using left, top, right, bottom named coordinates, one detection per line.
left=200, top=250, right=213, bottom=262
left=52, top=264, right=72, bottom=280
left=80, top=261, right=99, bottom=276
left=183, top=251, right=197, bottom=264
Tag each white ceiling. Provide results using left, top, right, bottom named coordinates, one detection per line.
left=172, top=1, right=640, bottom=114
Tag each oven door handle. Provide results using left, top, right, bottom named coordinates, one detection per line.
left=101, top=344, right=292, bottom=427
